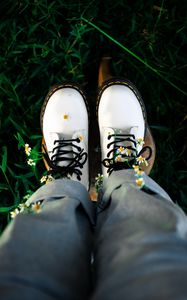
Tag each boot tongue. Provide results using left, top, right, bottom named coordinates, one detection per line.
left=49, top=132, right=73, bottom=167
left=50, top=131, right=86, bottom=168
left=114, top=126, right=138, bottom=149
left=104, top=126, right=140, bottom=160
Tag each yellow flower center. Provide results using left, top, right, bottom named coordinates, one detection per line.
left=125, top=149, right=132, bottom=156
left=133, top=165, right=139, bottom=171
left=32, top=203, right=41, bottom=212
left=137, top=156, right=144, bottom=162
left=136, top=178, right=144, bottom=187
left=137, top=170, right=144, bottom=176
left=116, top=156, right=122, bottom=162
left=118, top=146, right=124, bottom=153
left=63, top=114, right=69, bottom=120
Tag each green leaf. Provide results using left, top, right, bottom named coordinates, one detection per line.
left=14, top=132, right=25, bottom=149
left=0, top=205, right=17, bottom=213
left=9, top=117, right=28, bottom=136
left=30, top=135, right=42, bottom=140
left=180, top=190, right=187, bottom=204
left=1, top=146, right=7, bottom=173
left=150, top=125, right=170, bottom=132
left=0, top=183, right=8, bottom=190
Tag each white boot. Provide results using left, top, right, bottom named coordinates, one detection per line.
left=41, top=84, right=89, bottom=190
left=97, top=79, right=151, bottom=178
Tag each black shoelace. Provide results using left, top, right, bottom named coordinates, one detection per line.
left=102, top=133, right=152, bottom=176
left=43, top=138, right=87, bottom=180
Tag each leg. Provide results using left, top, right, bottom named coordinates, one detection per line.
left=0, top=82, right=93, bottom=299
left=92, top=170, right=187, bottom=300
left=94, top=77, right=187, bottom=299
left=0, top=179, right=95, bottom=300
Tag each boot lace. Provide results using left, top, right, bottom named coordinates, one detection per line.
left=43, top=138, right=87, bottom=180
left=102, top=133, right=152, bottom=176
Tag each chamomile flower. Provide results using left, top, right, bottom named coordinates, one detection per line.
left=18, top=203, right=28, bottom=212
left=10, top=208, right=20, bottom=219
left=31, top=201, right=42, bottom=213
left=115, top=155, right=123, bottom=162
left=137, top=138, right=145, bottom=146
left=124, top=148, right=133, bottom=156
left=25, top=143, right=31, bottom=156
left=27, top=158, right=36, bottom=166
left=136, top=156, right=148, bottom=166
left=133, top=165, right=140, bottom=172
left=135, top=178, right=145, bottom=188
left=23, top=192, right=33, bottom=202
left=117, top=146, right=125, bottom=154
left=95, top=173, right=104, bottom=192
left=95, top=173, right=104, bottom=182
left=40, top=175, right=54, bottom=184
left=40, top=175, right=48, bottom=183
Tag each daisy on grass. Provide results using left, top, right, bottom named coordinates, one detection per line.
left=23, top=192, right=33, bottom=202
left=18, top=203, right=29, bottom=212
left=10, top=208, right=20, bottom=219
left=95, top=173, right=104, bottom=193
left=40, top=175, right=48, bottom=183
left=95, top=173, right=104, bottom=182
left=40, top=175, right=54, bottom=184
left=27, top=158, right=36, bottom=166
left=25, top=144, right=31, bottom=156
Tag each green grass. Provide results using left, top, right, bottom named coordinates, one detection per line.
left=0, top=0, right=187, bottom=231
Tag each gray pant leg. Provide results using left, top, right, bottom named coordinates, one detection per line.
left=0, top=179, right=95, bottom=300
left=92, top=170, right=187, bottom=300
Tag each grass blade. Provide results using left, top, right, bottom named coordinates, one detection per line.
left=81, top=17, right=187, bottom=96
left=1, top=146, right=7, bottom=173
